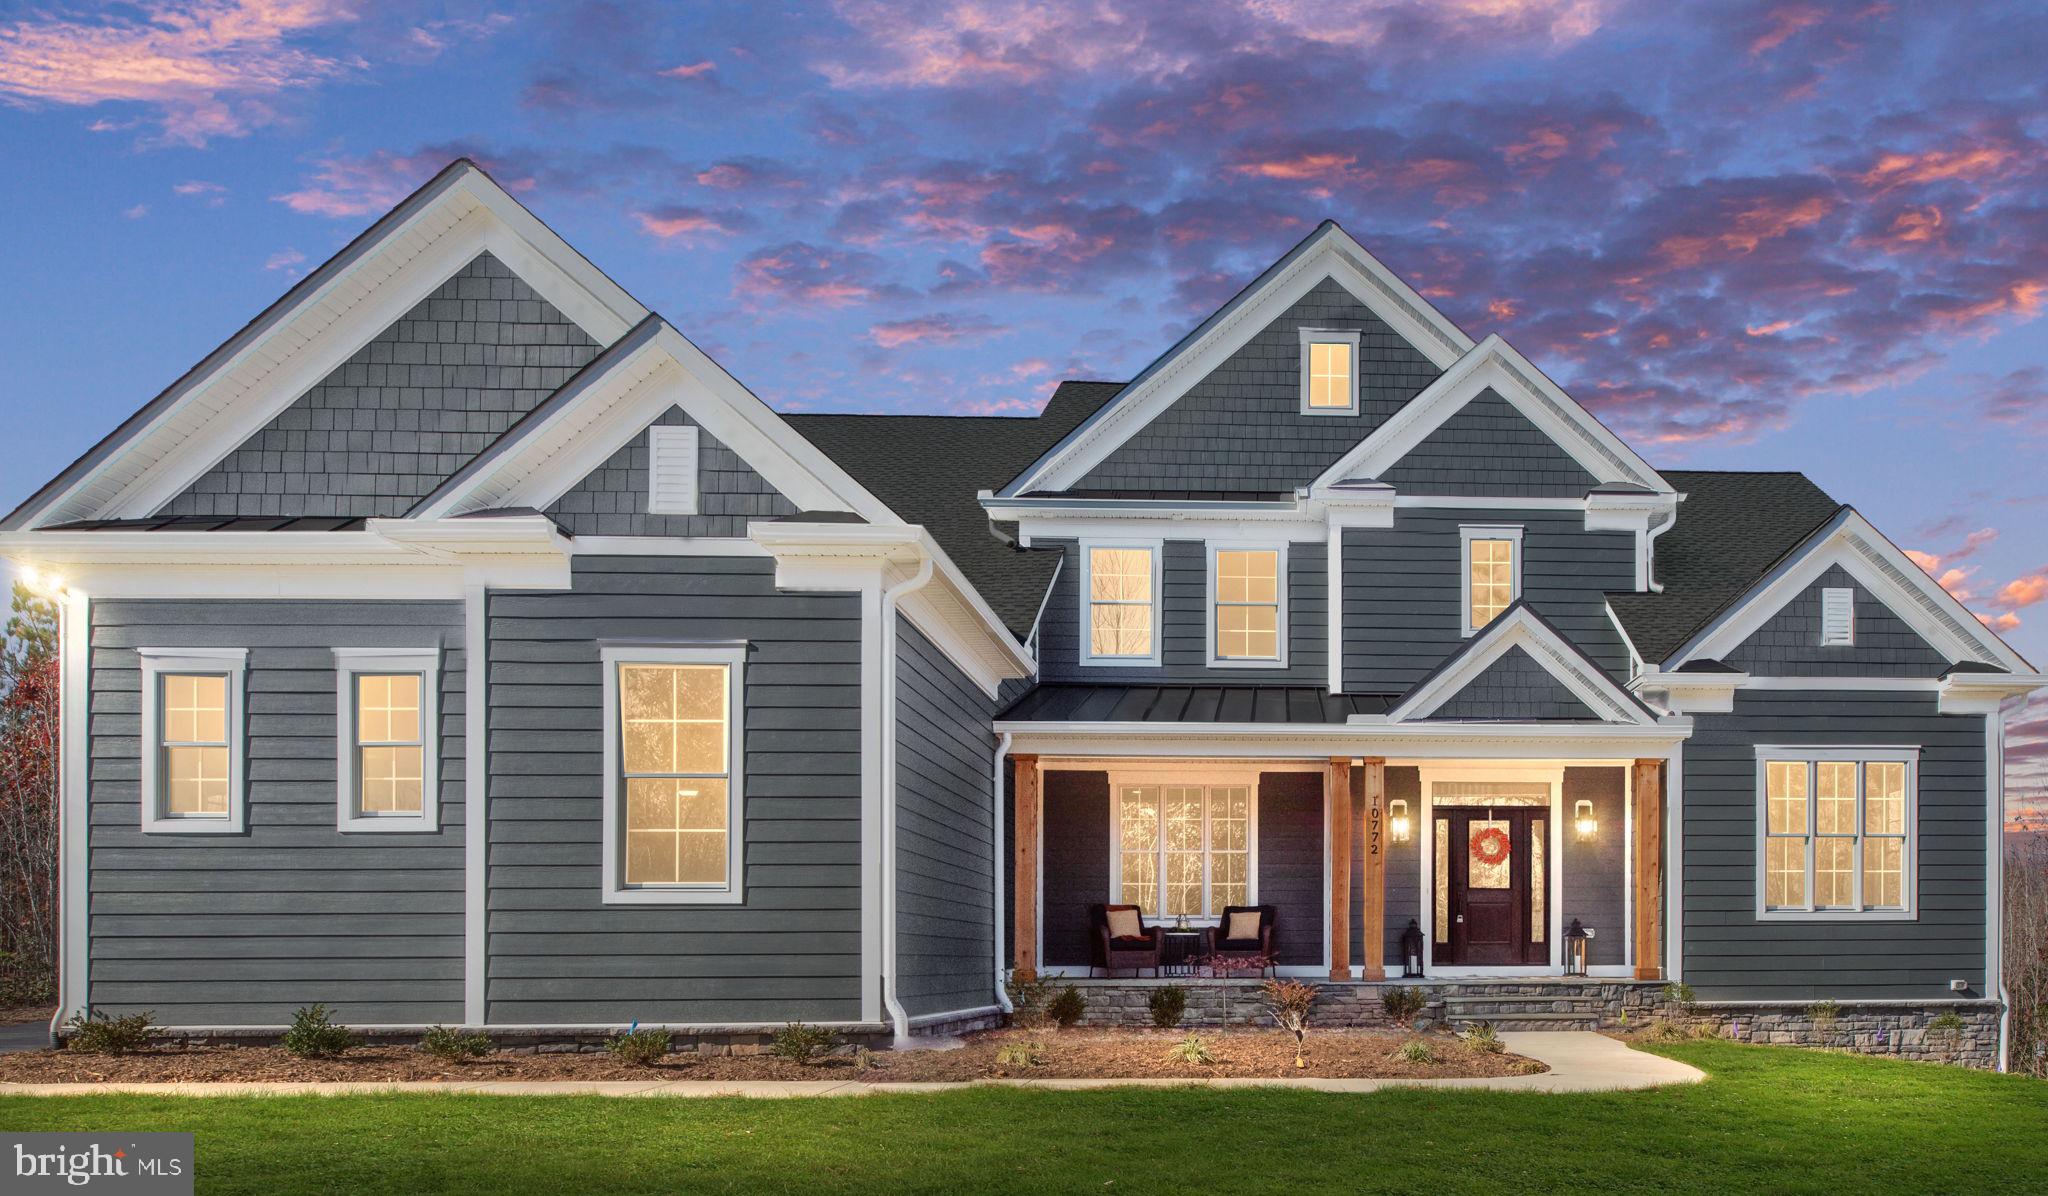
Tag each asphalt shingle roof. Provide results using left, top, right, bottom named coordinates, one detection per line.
left=784, top=381, right=1122, bottom=638
left=1606, top=469, right=1841, bottom=664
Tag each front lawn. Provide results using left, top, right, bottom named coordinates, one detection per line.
left=2, top=1040, right=2043, bottom=1194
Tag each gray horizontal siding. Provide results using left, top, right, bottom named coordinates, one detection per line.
left=1258, top=772, right=1324, bottom=967
left=160, top=253, right=599, bottom=519
left=1378, top=388, right=1596, bottom=497
left=1077, top=276, right=1439, bottom=493
left=545, top=405, right=797, bottom=537
left=1681, top=690, right=1989, bottom=1000
left=486, top=555, right=864, bottom=1024
left=1376, top=767, right=1423, bottom=968
left=1724, top=565, right=1950, bottom=678
left=1042, top=771, right=1110, bottom=968
left=894, top=616, right=999, bottom=1017
left=1426, top=647, right=1598, bottom=721
left=1343, top=508, right=1634, bottom=693
left=86, top=599, right=464, bottom=1025
left=1562, top=768, right=1625, bottom=967
left=1038, top=538, right=1327, bottom=684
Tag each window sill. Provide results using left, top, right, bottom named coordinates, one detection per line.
left=338, top=814, right=440, bottom=834
left=1079, top=656, right=1162, bottom=668
left=602, top=886, right=745, bottom=906
left=140, top=818, right=244, bottom=836
left=1754, top=907, right=1917, bottom=922
left=1206, top=657, right=1287, bottom=670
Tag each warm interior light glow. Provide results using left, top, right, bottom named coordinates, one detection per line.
left=1389, top=798, right=1412, bottom=843
left=1574, top=798, right=1598, bottom=841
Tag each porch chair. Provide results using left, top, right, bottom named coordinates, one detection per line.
left=1206, top=905, right=1277, bottom=976
left=1088, top=903, right=1164, bottom=977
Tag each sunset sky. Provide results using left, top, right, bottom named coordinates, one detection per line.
left=0, top=0, right=2043, bottom=823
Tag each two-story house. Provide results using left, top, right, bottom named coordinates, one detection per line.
left=4, top=159, right=2034, bottom=1065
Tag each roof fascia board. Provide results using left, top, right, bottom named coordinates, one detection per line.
left=991, top=722, right=1692, bottom=760
left=1674, top=509, right=2029, bottom=672
left=1311, top=335, right=1673, bottom=495
left=11, top=163, right=649, bottom=531
left=998, top=223, right=1475, bottom=497
left=1387, top=605, right=1657, bottom=725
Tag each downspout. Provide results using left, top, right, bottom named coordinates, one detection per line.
left=993, top=732, right=1015, bottom=1014
left=880, top=555, right=935, bottom=1044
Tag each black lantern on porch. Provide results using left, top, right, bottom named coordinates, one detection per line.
left=1400, top=919, right=1425, bottom=978
left=1564, top=918, right=1590, bottom=977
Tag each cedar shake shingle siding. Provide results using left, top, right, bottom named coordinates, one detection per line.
left=1075, top=278, right=1439, bottom=494
left=545, top=406, right=797, bottom=537
left=1426, top=648, right=1600, bottom=721
left=159, top=253, right=600, bottom=519
left=1724, top=565, right=1951, bottom=678
left=1378, top=389, right=1598, bottom=497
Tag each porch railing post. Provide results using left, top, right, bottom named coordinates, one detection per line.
left=1632, top=757, right=1665, bottom=981
left=1360, top=757, right=1387, bottom=981
left=1013, top=754, right=1041, bottom=984
left=1327, top=757, right=1352, bottom=981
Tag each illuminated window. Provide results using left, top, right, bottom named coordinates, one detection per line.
left=138, top=648, right=247, bottom=835
left=602, top=645, right=745, bottom=903
left=1299, top=329, right=1361, bottom=414
left=334, top=648, right=440, bottom=833
left=1758, top=750, right=1914, bottom=918
left=1211, top=547, right=1284, bottom=664
left=1461, top=526, right=1522, bottom=635
left=1115, top=784, right=1252, bottom=919
left=1083, top=544, right=1160, bottom=664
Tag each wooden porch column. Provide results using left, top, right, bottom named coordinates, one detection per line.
left=1327, top=757, right=1352, bottom=980
left=1360, top=757, right=1388, bottom=981
left=1012, top=754, right=1041, bottom=983
left=1632, top=758, right=1665, bottom=981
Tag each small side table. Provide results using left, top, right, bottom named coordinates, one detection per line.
left=1161, top=928, right=1207, bottom=976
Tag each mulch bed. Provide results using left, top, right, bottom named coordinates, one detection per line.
left=0, top=1028, right=1541, bottom=1084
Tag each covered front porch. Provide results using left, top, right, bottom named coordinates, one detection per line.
left=1004, top=746, right=1672, bottom=988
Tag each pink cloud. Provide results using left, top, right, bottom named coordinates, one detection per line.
left=660, top=60, right=716, bottom=80
left=734, top=241, right=912, bottom=309
left=867, top=313, right=1008, bottom=348
left=262, top=246, right=304, bottom=271
left=0, top=0, right=364, bottom=147
left=633, top=205, right=755, bottom=244
left=272, top=146, right=532, bottom=218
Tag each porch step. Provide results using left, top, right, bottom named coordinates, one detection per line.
left=1446, top=1012, right=1605, bottom=1032
left=1439, top=994, right=1612, bottom=1031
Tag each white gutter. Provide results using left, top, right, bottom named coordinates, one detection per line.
left=992, top=732, right=1015, bottom=1014
left=879, top=555, right=935, bottom=1044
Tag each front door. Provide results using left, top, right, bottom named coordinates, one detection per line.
left=1433, top=808, right=1547, bottom=967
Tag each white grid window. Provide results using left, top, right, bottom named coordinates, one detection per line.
left=1461, top=526, right=1523, bottom=635
left=1758, top=751, right=1915, bottom=918
left=601, top=644, right=746, bottom=904
left=1084, top=545, right=1159, bottom=662
left=334, top=649, right=440, bottom=833
left=1212, top=547, right=1283, bottom=663
left=1115, top=785, right=1251, bottom=919
left=138, top=648, right=247, bottom=835
left=161, top=674, right=230, bottom=818
left=1299, top=329, right=1361, bottom=414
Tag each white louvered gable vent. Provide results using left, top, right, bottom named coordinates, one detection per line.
left=1820, top=587, right=1855, bottom=646
left=647, top=424, right=699, bottom=515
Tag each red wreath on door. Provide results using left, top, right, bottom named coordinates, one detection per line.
left=1471, top=826, right=1512, bottom=867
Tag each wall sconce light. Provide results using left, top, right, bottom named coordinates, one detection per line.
left=1573, top=799, right=1598, bottom=842
left=1388, top=798, right=1411, bottom=843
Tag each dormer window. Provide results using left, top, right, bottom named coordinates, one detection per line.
left=1820, top=588, right=1854, bottom=646
left=647, top=423, right=699, bottom=515
left=1299, top=329, right=1361, bottom=415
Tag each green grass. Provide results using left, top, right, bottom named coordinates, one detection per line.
left=1, top=1041, right=2042, bottom=1194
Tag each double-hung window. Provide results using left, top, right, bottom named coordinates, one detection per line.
left=334, top=648, right=440, bottom=833
left=137, top=647, right=247, bottom=834
left=601, top=643, right=746, bottom=904
left=1461, top=525, right=1522, bottom=635
left=1082, top=543, right=1161, bottom=665
left=1209, top=546, right=1285, bottom=665
left=1114, top=784, right=1252, bottom=919
left=1756, top=748, right=1915, bottom=919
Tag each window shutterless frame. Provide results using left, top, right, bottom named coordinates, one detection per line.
left=1107, top=781, right=1259, bottom=922
left=136, top=647, right=248, bottom=835
left=1460, top=524, right=1524, bottom=636
left=1078, top=540, right=1164, bottom=667
left=332, top=648, right=441, bottom=833
left=1752, top=746, right=1918, bottom=921
left=599, top=642, right=747, bottom=905
left=1298, top=328, right=1362, bottom=415
left=1206, top=543, right=1288, bottom=667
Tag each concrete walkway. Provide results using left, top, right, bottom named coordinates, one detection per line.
left=0, top=1031, right=1701, bottom=1098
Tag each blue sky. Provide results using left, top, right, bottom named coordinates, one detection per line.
left=1, top=0, right=2044, bottom=820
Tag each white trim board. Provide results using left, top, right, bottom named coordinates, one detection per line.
left=1382, top=605, right=1659, bottom=726
left=1000, top=222, right=1475, bottom=496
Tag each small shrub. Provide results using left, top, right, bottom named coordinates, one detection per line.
left=1046, top=985, right=1087, bottom=1028
left=1164, top=1033, right=1214, bottom=1065
left=1461, top=1022, right=1506, bottom=1054
left=1396, top=1039, right=1436, bottom=1064
left=1646, top=1018, right=1693, bottom=1041
left=1005, top=974, right=1055, bottom=1029
left=1381, top=985, right=1427, bottom=1027
left=1928, top=1010, right=1968, bottom=1063
left=852, top=1045, right=877, bottom=1072
left=995, top=1040, right=1043, bottom=1068
left=1806, top=1000, right=1841, bottom=1040
left=419, top=1025, right=491, bottom=1061
left=1663, top=981, right=1698, bottom=1016
left=1148, top=985, right=1188, bottom=1029
left=281, top=1004, right=358, bottom=1059
left=606, top=1025, right=673, bottom=1066
left=63, top=1009, right=155, bottom=1055
left=1260, top=978, right=1317, bottom=1069
left=771, top=1021, right=837, bottom=1065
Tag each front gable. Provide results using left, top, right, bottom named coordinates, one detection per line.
left=1723, top=564, right=1951, bottom=678
left=1377, top=387, right=1597, bottom=498
left=1386, top=604, right=1658, bottom=725
left=1423, top=646, right=1603, bottom=721
left=1073, top=276, right=1441, bottom=494
left=160, top=252, right=601, bottom=519
left=546, top=405, right=797, bottom=537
